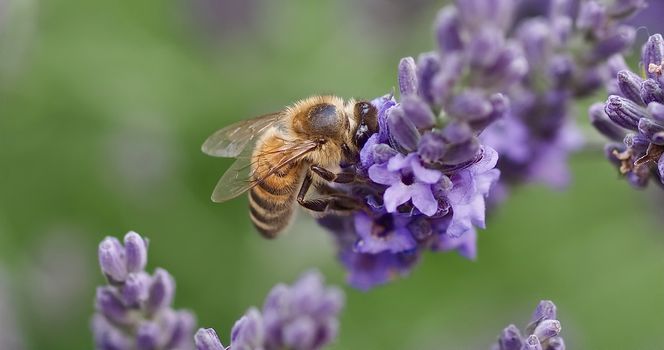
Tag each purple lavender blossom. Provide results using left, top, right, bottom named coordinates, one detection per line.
left=591, top=33, right=664, bottom=189
left=477, top=0, right=640, bottom=196
left=92, top=231, right=196, bottom=350
left=318, top=2, right=510, bottom=287
left=492, top=300, right=564, bottom=350
left=195, top=270, right=344, bottom=350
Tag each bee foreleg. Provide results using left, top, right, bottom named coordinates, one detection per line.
left=297, top=171, right=362, bottom=212
left=310, top=165, right=358, bottom=184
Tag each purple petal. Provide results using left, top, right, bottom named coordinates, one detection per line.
left=410, top=183, right=438, bottom=216
left=383, top=183, right=412, bottom=213
left=411, top=158, right=442, bottom=184
left=368, top=164, right=400, bottom=185
left=386, top=153, right=411, bottom=171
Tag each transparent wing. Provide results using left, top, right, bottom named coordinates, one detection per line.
left=211, top=138, right=319, bottom=203
left=202, top=112, right=283, bottom=157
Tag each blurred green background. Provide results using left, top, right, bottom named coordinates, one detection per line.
left=0, top=0, right=662, bottom=349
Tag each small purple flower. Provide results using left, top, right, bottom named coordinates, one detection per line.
left=492, top=300, right=565, bottom=350
left=354, top=212, right=416, bottom=254
left=196, top=270, right=344, bottom=350
left=369, top=152, right=441, bottom=216
left=92, top=231, right=196, bottom=350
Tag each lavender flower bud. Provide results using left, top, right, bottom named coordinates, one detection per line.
left=282, top=317, right=316, bottom=349
left=124, top=231, right=148, bottom=273
left=431, top=53, right=464, bottom=106
left=98, top=237, right=127, bottom=283
left=231, top=308, right=264, bottom=350
left=644, top=34, right=664, bottom=80
left=589, top=102, right=625, bottom=141
left=549, top=55, right=574, bottom=87
left=417, top=52, right=442, bottom=106
left=123, top=272, right=150, bottom=307
left=449, top=90, right=492, bottom=121
left=659, top=155, right=664, bottom=182
left=548, top=337, right=566, bottom=350
left=387, top=107, right=420, bottom=153
left=624, top=133, right=650, bottom=153
left=589, top=25, right=636, bottom=63
left=418, top=130, right=447, bottom=164
left=401, top=95, right=435, bottom=129
left=435, top=7, right=463, bottom=52
left=531, top=300, right=557, bottom=322
left=640, top=79, right=664, bottom=105
left=93, top=316, right=132, bottom=350
left=96, top=287, right=130, bottom=325
left=648, top=102, right=664, bottom=123
left=577, top=1, right=606, bottom=33
left=517, top=19, right=552, bottom=64
left=195, top=328, right=225, bottom=350
left=136, top=322, right=160, bottom=350
left=638, top=118, right=664, bottom=145
left=533, top=319, right=561, bottom=341
left=470, top=93, right=508, bottom=131
left=167, top=311, right=197, bottom=348
left=617, top=70, right=644, bottom=105
left=441, top=121, right=473, bottom=144
left=440, top=138, right=480, bottom=166
left=468, top=27, right=504, bottom=68
left=605, top=95, right=646, bottom=130
left=499, top=325, right=523, bottom=350
left=146, top=268, right=175, bottom=316
left=523, top=335, right=543, bottom=350
left=491, top=43, right=528, bottom=87
left=398, top=57, right=418, bottom=96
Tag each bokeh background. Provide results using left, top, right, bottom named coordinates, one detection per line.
left=0, top=0, right=663, bottom=349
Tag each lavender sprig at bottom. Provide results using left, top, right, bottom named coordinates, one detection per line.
left=492, top=300, right=564, bottom=350
left=93, top=231, right=196, bottom=350
left=591, top=33, right=664, bottom=188
left=195, top=270, right=344, bottom=350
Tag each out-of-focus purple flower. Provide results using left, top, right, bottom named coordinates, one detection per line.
left=480, top=0, right=640, bottom=197
left=196, top=270, right=344, bottom=350
left=492, top=300, right=564, bottom=350
left=591, top=33, right=664, bottom=189
left=92, top=231, right=196, bottom=350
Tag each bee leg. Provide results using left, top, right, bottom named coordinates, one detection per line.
left=310, top=165, right=358, bottom=184
left=297, top=172, right=362, bottom=212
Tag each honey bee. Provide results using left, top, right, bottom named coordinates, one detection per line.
left=202, top=95, right=378, bottom=238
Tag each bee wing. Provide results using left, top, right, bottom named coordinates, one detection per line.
left=201, top=112, right=283, bottom=157
left=211, top=138, right=319, bottom=203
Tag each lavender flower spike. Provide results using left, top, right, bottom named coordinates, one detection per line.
left=492, top=300, right=565, bottom=350
left=317, top=0, right=512, bottom=289
left=92, top=231, right=196, bottom=350
left=591, top=33, right=664, bottom=189
left=196, top=270, right=344, bottom=350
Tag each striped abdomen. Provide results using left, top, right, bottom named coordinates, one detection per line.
left=248, top=138, right=304, bottom=238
